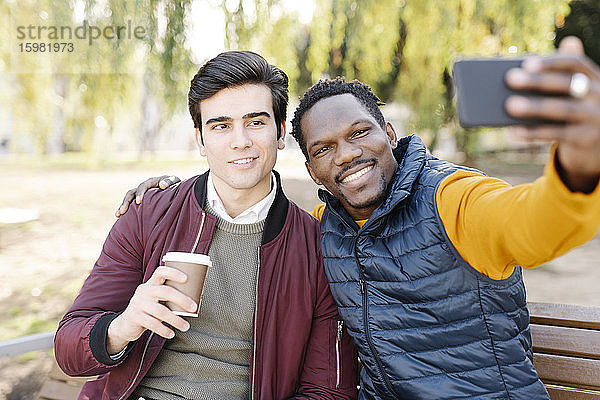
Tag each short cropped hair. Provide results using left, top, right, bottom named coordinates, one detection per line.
left=188, top=51, right=289, bottom=142
left=290, top=77, right=385, bottom=160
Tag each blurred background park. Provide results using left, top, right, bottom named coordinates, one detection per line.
left=1, top=0, right=599, bottom=398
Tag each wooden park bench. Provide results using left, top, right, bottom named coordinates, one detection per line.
left=0, top=302, right=598, bottom=399
left=37, top=360, right=92, bottom=400
left=529, top=302, right=600, bottom=399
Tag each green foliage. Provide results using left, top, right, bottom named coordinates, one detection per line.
left=220, top=0, right=306, bottom=96
left=555, top=0, right=600, bottom=65
left=4, top=0, right=591, bottom=159
left=298, top=0, right=571, bottom=156
left=224, top=0, right=569, bottom=155
left=1, top=0, right=194, bottom=155
left=306, top=0, right=404, bottom=99
left=395, top=0, right=568, bottom=138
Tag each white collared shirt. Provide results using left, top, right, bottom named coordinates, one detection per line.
left=206, top=172, right=277, bottom=224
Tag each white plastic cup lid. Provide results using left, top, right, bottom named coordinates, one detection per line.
left=162, top=252, right=212, bottom=267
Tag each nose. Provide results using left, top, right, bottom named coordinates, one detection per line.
left=334, top=141, right=362, bottom=166
left=230, top=124, right=252, bottom=150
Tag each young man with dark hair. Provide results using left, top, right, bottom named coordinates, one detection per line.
left=55, top=50, right=358, bottom=400
left=188, top=50, right=288, bottom=142
left=133, top=38, right=600, bottom=399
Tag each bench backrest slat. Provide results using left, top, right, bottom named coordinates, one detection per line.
left=0, top=332, right=54, bottom=359
left=546, top=385, right=600, bottom=400
left=530, top=324, right=600, bottom=359
left=533, top=353, right=600, bottom=391
left=529, top=303, right=600, bottom=330
left=529, top=302, right=600, bottom=397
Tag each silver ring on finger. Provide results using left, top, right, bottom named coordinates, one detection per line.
left=569, top=72, right=591, bottom=98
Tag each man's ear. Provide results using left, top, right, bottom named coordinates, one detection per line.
left=277, top=122, right=286, bottom=150
left=386, top=122, right=398, bottom=148
left=195, top=128, right=207, bottom=156
left=305, top=161, right=322, bottom=186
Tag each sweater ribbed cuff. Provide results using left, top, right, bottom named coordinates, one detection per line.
left=89, top=312, right=136, bottom=366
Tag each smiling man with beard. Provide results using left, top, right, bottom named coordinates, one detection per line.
left=290, top=37, right=600, bottom=399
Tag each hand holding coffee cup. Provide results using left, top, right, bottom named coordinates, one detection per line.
left=106, top=265, right=198, bottom=355
left=162, top=252, right=211, bottom=317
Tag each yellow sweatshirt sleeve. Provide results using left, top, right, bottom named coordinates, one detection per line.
left=312, top=203, right=325, bottom=220
left=437, top=148, right=600, bottom=280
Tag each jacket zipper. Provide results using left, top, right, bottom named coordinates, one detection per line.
left=250, top=247, right=261, bottom=400
left=324, top=191, right=408, bottom=397
left=336, top=320, right=343, bottom=389
left=355, top=237, right=400, bottom=399
left=117, top=332, right=154, bottom=400
left=119, top=210, right=207, bottom=399
left=190, top=211, right=206, bottom=253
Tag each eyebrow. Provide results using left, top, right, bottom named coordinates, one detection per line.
left=308, top=139, right=327, bottom=150
left=204, top=116, right=231, bottom=125
left=243, top=111, right=271, bottom=119
left=204, top=111, right=271, bottom=126
left=351, top=118, right=373, bottom=126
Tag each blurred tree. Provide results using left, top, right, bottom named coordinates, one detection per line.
left=2, top=0, right=579, bottom=160
left=555, top=0, right=600, bottom=65
left=396, top=0, right=569, bottom=157
left=303, top=0, right=572, bottom=158
left=136, top=0, right=194, bottom=154
left=220, top=0, right=305, bottom=96
left=0, top=0, right=63, bottom=154
left=306, top=0, right=405, bottom=101
left=0, top=0, right=193, bottom=156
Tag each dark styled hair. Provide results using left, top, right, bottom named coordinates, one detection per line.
left=188, top=50, right=289, bottom=142
left=290, top=77, right=385, bottom=160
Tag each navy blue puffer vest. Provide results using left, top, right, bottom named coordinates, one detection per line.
left=319, top=135, right=549, bottom=399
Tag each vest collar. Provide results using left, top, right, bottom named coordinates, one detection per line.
left=376, top=134, right=427, bottom=216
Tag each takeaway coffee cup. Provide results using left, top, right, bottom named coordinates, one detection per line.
left=162, top=252, right=211, bottom=317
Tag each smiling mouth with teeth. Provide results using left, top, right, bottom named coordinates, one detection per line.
left=341, top=165, right=374, bottom=183
left=231, top=157, right=255, bottom=165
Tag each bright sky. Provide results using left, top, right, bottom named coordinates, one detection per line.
left=188, top=0, right=315, bottom=63
left=68, top=0, right=315, bottom=65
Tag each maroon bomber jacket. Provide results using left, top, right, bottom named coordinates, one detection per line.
left=55, top=171, right=358, bottom=400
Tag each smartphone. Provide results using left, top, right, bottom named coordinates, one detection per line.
left=453, top=57, right=553, bottom=128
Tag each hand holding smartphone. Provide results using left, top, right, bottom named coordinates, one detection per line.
left=453, top=37, right=600, bottom=194
left=453, top=57, right=563, bottom=128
